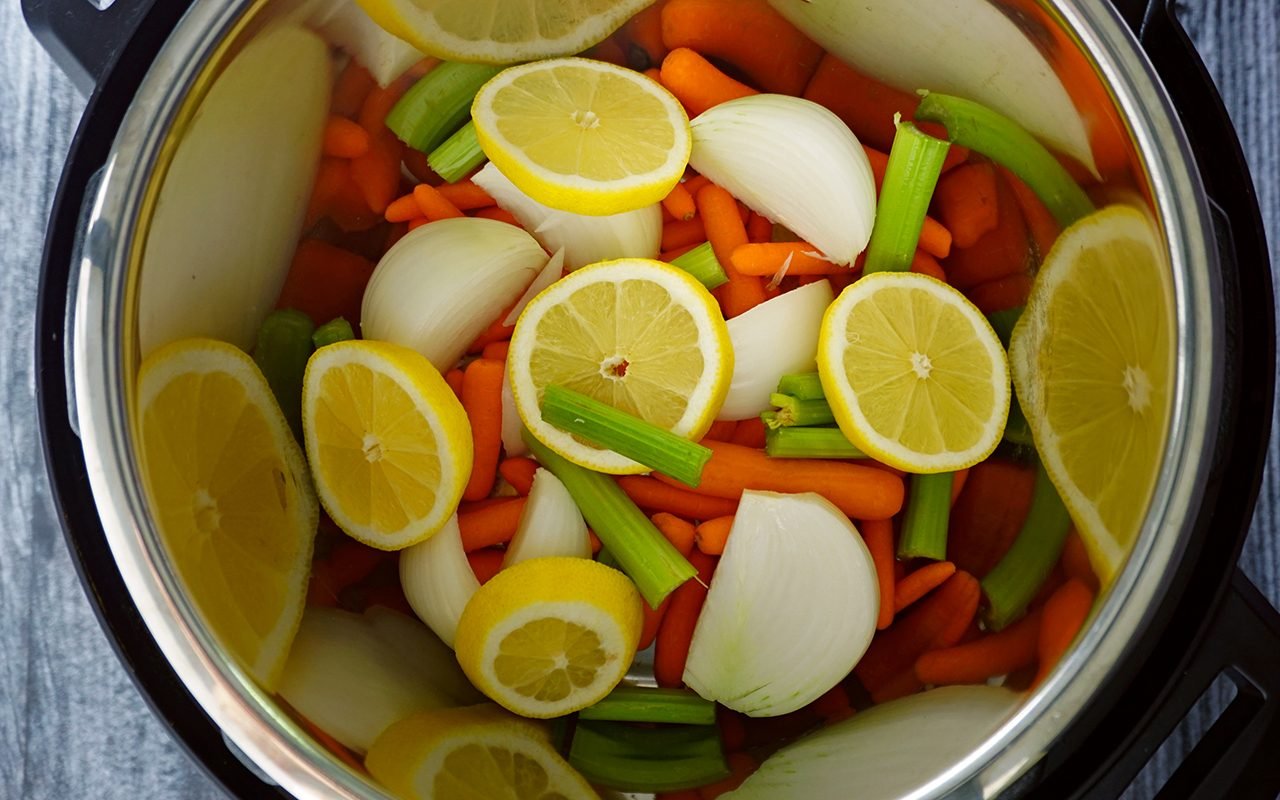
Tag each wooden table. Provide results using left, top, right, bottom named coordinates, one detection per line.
left=0, top=2, right=1275, bottom=797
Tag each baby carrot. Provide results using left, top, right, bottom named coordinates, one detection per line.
left=469, top=306, right=516, bottom=352
left=645, top=67, right=663, bottom=83
left=730, top=242, right=842, bottom=276
left=661, top=178, right=699, bottom=221
left=331, top=61, right=376, bottom=119
left=276, top=240, right=375, bottom=327
left=660, top=47, right=758, bottom=117
left=458, top=497, right=527, bottom=551
left=697, top=184, right=767, bottom=317
left=498, top=457, right=539, bottom=496
left=1033, top=579, right=1095, bottom=687
left=385, top=192, right=425, bottom=223
left=413, top=183, right=465, bottom=221
left=910, top=250, right=947, bottom=282
left=682, top=174, right=711, bottom=197
left=656, top=441, right=905, bottom=520
left=967, top=273, right=1033, bottom=314
left=473, top=207, right=520, bottom=226
left=952, top=469, right=970, bottom=506
left=1060, top=529, right=1098, bottom=590
left=652, top=512, right=698, bottom=557
left=322, top=116, right=371, bottom=159
left=701, top=420, right=739, bottom=442
left=467, top=548, right=505, bottom=584
left=621, top=0, right=668, bottom=69
left=746, top=212, right=772, bottom=243
left=654, top=549, right=717, bottom=687
left=444, top=368, right=465, bottom=397
left=944, top=174, right=1031, bottom=290
left=918, top=216, right=953, bottom=260
left=727, top=416, right=766, bottom=448
left=481, top=341, right=510, bottom=361
left=915, top=607, right=1043, bottom=686
left=617, top=476, right=739, bottom=520
left=695, top=515, right=735, bottom=555
left=861, top=518, right=896, bottom=630
left=660, top=243, right=699, bottom=262
left=698, top=752, right=758, bottom=799
left=662, top=218, right=707, bottom=251
left=350, top=131, right=403, bottom=215
left=934, top=162, right=1000, bottom=249
left=894, top=561, right=958, bottom=613
left=1000, top=166, right=1062, bottom=262
left=947, top=458, right=1037, bottom=576
left=461, top=359, right=504, bottom=502
left=639, top=596, right=673, bottom=651
left=432, top=180, right=495, bottom=210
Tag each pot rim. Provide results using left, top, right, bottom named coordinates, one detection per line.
left=66, top=0, right=1221, bottom=797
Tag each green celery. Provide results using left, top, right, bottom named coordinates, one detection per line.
left=898, top=472, right=953, bottom=560
left=312, top=317, right=355, bottom=349
left=523, top=431, right=696, bottom=608
left=1004, top=391, right=1035, bottom=448
left=569, top=721, right=730, bottom=793
left=776, top=372, right=826, bottom=401
left=596, top=547, right=621, bottom=571
left=986, top=307, right=1023, bottom=350
left=427, top=120, right=486, bottom=183
left=386, top=62, right=503, bottom=152
left=670, top=242, right=729, bottom=290
left=915, top=93, right=1095, bottom=227
left=768, top=392, right=835, bottom=428
left=579, top=687, right=716, bottom=725
left=863, top=121, right=952, bottom=274
left=982, top=460, right=1073, bottom=630
left=540, top=386, right=712, bottom=487
left=764, top=427, right=866, bottom=460
left=253, top=309, right=314, bottom=440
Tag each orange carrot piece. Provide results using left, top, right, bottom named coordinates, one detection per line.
left=413, top=182, right=464, bottom=221
left=277, top=240, right=375, bottom=327
left=639, top=596, right=672, bottom=650
left=589, top=530, right=603, bottom=554
left=870, top=669, right=925, bottom=704
left=809, top=684, right=854, bottom=723
left=583, top=35, right=628, bottom=67
left=461, top=359, right=505, bottom=502
left=661, top=179, right=699, bottom=221
left=894, top=561, right=958, bottom=613
left=469, top=306, right=516, bottom=352
left=967, top=273, right=1033, bottom=314
left=695, top=515, right=735, bottom=555
left=746, top=212, right=772, bottom=244
left=481, top=341, right=510, bottom=361
left=444, top=368, right=465, bottom=398
left=331, top=61, right=377, bottom=119
left=467, top=548, right=505, bottom=584
left=1000, top=166, right=1062, bottom=262
left=305, top=157, right=350, bottom=228
left=947, top=458, right=1037, bottom=576
left=385, top=192, right=423, bottom=223
left=1060, top=530, right=1098, bottom=591
left=951, top=469, right=969, bottom=506
left=473, top=207, right=520, bottom=225
left=656, top=441, right=905, bottom=520
left=933, top=162, right=999, bottom=249
left=358, top=74, right=412, bottom=136
left=498, top=457, right=539, bottom=496
left=661, top=0, right=823, bottom=95
left=863, top=145, right=890, bottom=188
left=698, top=752, right=758, bottom=799
left=350, top=131, right=403, bottom=215
left=652, top=512, right=698, bottom=557
left=695, top=186, right=769, bottom=317
left=701, top=420, right=739, bottom=442
left=1033, top=579, right=1095, bottom=687
left=662, top=218, right=707, bottom=251
left=916, top=607, right=1043, bottom=686
left=682, top=174, right=711, bottom=197
left=436, top=180, right=495, bottom=211
left=918, top=217, right=953, bottom=260
left=402, top=147, right=439, bottom=184
left=660, top=243, right=699, bottom=262
left=458, top=497, right=527, bottom=552
left=617, top=476, right=738, bottom=520
left=325, top=537, right=388, bottom=592
left=944, top=174, right=1031, bottom=290
left=727, top=416, right=766, bottom=448
left=730, top=242, right=843, bottom=276
left=654, top=549, right=717, bottom=687
left=660, top=47, right=758, bottom=117
left=910, top=250, right=947, bottom=282
left=861, top=518, right=896, bottom=630
left=622, top=0, right=669, bottom=69
left=323, top=115, right=371, bottom=159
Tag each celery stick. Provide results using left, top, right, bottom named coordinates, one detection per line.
left=579, top=687, right=716, bottom=725
left=863, top=121, right=952, bottom=274
left=915, top=93, right=1095, bottom=227
left=253, top=309, right=314, bottom=440
left=523, top=431, right=696, bottom=608
left=764, top=427, right=866, bottom=460
left=898, top=472, right=952, bottom=560
left=982, top=460, right=1072, bottom=630
left=670, top=242, right=729, bottom=290
left=776, top=372, right=826, bottom=401
left=427, top=120, right=487, bottom=183
left=311, top=317, right=354, bottom=349
left=540, top=386, right=712, bottom=487
left=768, top=392, right=835, bottom=428
left=986, top=307, right=1023, bottom=350
left=569, top=721, right=729, bottom=793
left=386, top=62, right=502, bottom=152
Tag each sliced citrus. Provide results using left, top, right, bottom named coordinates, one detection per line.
left=366, top=704, right=598, bottom=800
left=817, top=272, right=1010, bottom=473
left=472, top=58, right=691, bottom=215
left=137, top=338, right=317, bottom=690
left=1010, top=205, right=1173, bottom=583
left=508, top=258, right=732, bottom=474
left=301, top=340, right=472, bottom=550
left=454, top=558, right=643, bottom=718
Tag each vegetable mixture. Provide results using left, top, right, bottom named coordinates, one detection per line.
left=135, top=0, right=1175, bottom=797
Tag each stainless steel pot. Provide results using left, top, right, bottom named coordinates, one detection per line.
left=29, top=0, right=1280, bottom=797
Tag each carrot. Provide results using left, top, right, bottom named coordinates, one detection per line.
left=473, top=207, right=520, bottom=226
left=401, top=147, right=439, bottom=185
left=413, top=183, right=465, bottom=221
left=947, top=458, right=1036, bottom=576
left=1000, top=166, right=1062, bottom=262
left=695, top=515, right=735, bottom=555
left=617, top=476, right=738, bottom=520
left=951, top=469, right=970, bottom=506
left=305, top=157, right=349, bottom=228
left=1033, top=579, right=1095, bottom=687
left=589, top=530, right=603, bottom=554
left=661, top=0, right=823, bottom=95
left=809, top=684, right=854, bottom=723
left=385, top=192, right=425, bottom=223
left=894, top=562, right=958, bottom=613
left=909, top=250, right=947, bottom=282
left=746, top=212, right=772, bottom=244
left=458, top=497, right=527, bottom=551
left=861, top=518, right=896, bottom=630
left=350, top=131, right=403, bottom=215
left=698, top=752, right=758, bottom=799
left=967, top=273, right=1033, bottom=314
left=717, top=706, right=747, bottom=752
left=657, top=441, right=905, bottom=520
left=661, top=218, right=707, bottom=251
left=869, top=670, right=924, bottom=704
left=331, top=61, right=376, bottom=119
left=1060, top=530, right=1098, bottom=591
left=481, top=341, right=510, bottom=361
left=701, top=420, right=739, bottom=442
left=445, top=368, right=465, bottom=398
left=918, top=216, right=953, bottom=260
left=323, top=115, right=371, bottom=159
left=469, top=305, right=517, bottom=352
left=915, top=607, right=1043, bottom=686
left=645, top=67, right=664, bottom=83
left=655, top=550, right=718, bottom=687
left=327, top=537, right=388, bottom=590
left=695, top=184, right=768, bottom=317
left=682, top=174, right=711, bottom=197
left=639, top=595, right=672, bottom=651
left=944, top=174, right=1032, bottom=290
left=461, top=359, right=505, bottom=502
left=730, top=242, right=844, bottom=276
left=652, top=512, right=697, bottom=557
left=436, top=180, right=495, bottom=211
left=276, top=240, right=376, bottom=327
left=583, top=35, right=628, bottom=67
left=659, top=243, right=699, bottom=262
left=727, top=416, right=766, bottom=448
left=467, top=548, right=506, bottom=584
left=358, top=71, right=416, bottom=135
left=932, top=162, right=999, bottom=249
left=622, top=0, right=668, bottom=69
left=499, top=457, right=539, bottom=496
left=661, top=178, right=699, bottom=221
left=660, top=47, right=758, bottom=117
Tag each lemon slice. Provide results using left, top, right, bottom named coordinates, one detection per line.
left=508, top=258, right=732, bottom=474
left=137, top=338, right=317, bottom=690
left=367, top=704, right=598, bottom=800
left=301, top=340, right=472, bottom=550
left=454, top=558, right=643, bottom=718
left=1011, top=206, right=1173, bottom=583
left=472, top=58, right=691, bottom=215
left=818, top=272, right=1010, bottom=473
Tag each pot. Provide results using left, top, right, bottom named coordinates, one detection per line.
left=27, top=0, right=1280, bottom=797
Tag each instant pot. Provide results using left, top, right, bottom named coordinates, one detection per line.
left=25, top=0, right=1280, bottom=796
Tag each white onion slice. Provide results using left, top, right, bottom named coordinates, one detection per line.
left=398, top=514, right=478, bottom=647
left=500, top=368, right=527, bottom=459
left=312, top=0, right=425, bottom=87
left=363, top=607, right=483, bottom=705
left=503, top=469, right=592, bottom=568
left=504, top=248, right=565, bottom=326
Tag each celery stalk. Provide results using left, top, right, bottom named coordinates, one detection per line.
left=523, top=431, right=696, bottom=608
left=776, top=372, right=826, bottom=401
left=253, top=309, right=314, bottom=440
left=540, top=386, right=712, bottom=487
left=670, top=242, right=729, bottom=290
left=312, top=317, right=354, bottom=349
left=569, top=721, right=730, bottom=793
left=386, top=62, right=502, bottom=152
left=764, top=427, right=866, bottom=460
left=898, top=472, right=952, bottom=560
left=579, top=687, right=716, bottom=725
left=915, top=93, right=1095, bottom=227
left=986, top=307, right=1023, bottom=350
left=427, top=121, right=487, bottom=183
left=863, top=121, right=952, bottom=274
left=768, top=392, right=835, bottom=428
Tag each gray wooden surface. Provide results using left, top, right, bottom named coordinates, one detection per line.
left=0, top=1, right=1275, bottom=798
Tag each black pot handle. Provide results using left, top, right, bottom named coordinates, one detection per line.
left=21, top=0, right=156, bottom=95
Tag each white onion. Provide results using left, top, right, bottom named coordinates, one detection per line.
left=689, top=95, right=876, bottom=266
left=683, top=491, right=878, bottom=717
left=767, top=0, right=1096, bottom=176
left=361, top=218, right=547, bottom=371
left=500, top=368, right=527, bottom=458
left=503, top=469, right=591, bottom=568
left=363, top=607, right=483, bottom=705
left=277, top=607, right=458, bottom=753
left=718, top=280, right=834, bottom=420
left=504, top=248, right=565, bottom=326
left=726, top=686, right=1021, bottom=799
left=313, top=0, right=425, bottom=87
left=138, top=25, right=330, bottom=357
left=399, top=514, right=478, bottom=647
left=472, top=163, right=662, bottom=270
